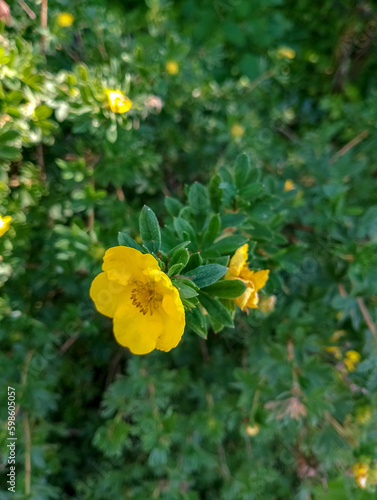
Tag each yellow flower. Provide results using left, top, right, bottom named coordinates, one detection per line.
left=345, top=350, right=361, bottom=372
left=225, top=244, right=269, bottom=311
left=57, top=12, right=74, bottom=27
left=259, top=295, right=276, bottom=314
left=245, top=424, right=259, bottom=437
left=325, top=346, right=342, bottom=360
left=353, top=463, right=368, bottom=489
left=105, top=90, right=133, bottom=114
left=0, top=215, right=11, bottom=237
left=231, top=124, right=245, bottom=138
left=284, top=179, right=295, bottom=192
left=277, top=47, right=296, bottom=59
left=166, top=60, right=179, bottom=75
left=90, top=246, right=185, bottom=355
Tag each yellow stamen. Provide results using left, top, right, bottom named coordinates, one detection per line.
left=130, top=282, right=163, bottom=316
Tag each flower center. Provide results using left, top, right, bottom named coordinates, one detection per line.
left=130, top=281, right=163, bottom=316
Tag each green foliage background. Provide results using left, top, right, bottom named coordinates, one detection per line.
left=1, top=0, right=377, bottom=498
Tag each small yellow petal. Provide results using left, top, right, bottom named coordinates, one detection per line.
left=228, top=244, right=249, bottom=277
left=57, top=13, right=74, bottom=27
left=284, top=179, right=295, bottom=191
left=166, top=60, right=179, bottom=75
left=277, top=47, right=296, bottom=59
left=231, top=124, right=245, bottom=138
left=0, top=215, right=11, bottom=237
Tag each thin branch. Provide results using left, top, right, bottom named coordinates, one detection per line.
left=18, top=0, right=35, bottom=19
left=356, top=297, right=377, bottom=341
left=330, top=130, right=369, bottom=164
left=40, top=0, right=48, bottom=55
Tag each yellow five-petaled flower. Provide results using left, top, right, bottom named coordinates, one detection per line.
left=105, top=89, right=133, bottom=114
left=225, top=244, right=269, bottom=311
left=90, top=247, right=185, bottom=355
left=0, top=215, right=11, bottom=237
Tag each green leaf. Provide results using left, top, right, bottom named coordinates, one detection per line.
left=173, top=217, right=195, bottom=242
left=165, top=196, right=183, bottom=217
left=34, top=104, right=53, bottom=120
left=209, top=174, right=222, bottom=212
left=169, top=248, right=189, bottom=268
left=202, top=235, right=248, bottom=257
left=188, top=182, right=210, bottom=214
left=0, top=130, right=19, bottom=143
left=118, top=232, right=145, bottom=253
left=234, top=153, right=250, bottom=190
left=199, top=293, right=234, bottom=327
left=202, top=214, right=221, bottom=247
left=201, top=279, right=246, bottom=298
left=167, top=240, right=191, bottom=254
left=106, top=123, right=118, bottom=143
left=183, top=252, right=203, bottom=273
left=182, top=296, right=200, bottom=308
left=139, top=205, right=161, bottom=253
left=173, top=278, right=199, bottom=298
left=184, top=264, right=227, bottom=288
left=239, top=183, right=263, bottom=198
left=186, top=307, right=207, bottom=338
left=168, top=262, right=186, bottom=277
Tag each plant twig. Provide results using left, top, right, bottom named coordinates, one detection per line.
left=40, top=0, right=48, bottom=55
left=356, top=297, right=377, bottom=341
left=18, top=0, right=35, bottom=19
left=330, top=130, right=369, bottom=164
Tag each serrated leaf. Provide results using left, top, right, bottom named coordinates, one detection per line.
left=139, top=205, right=161, bottom=253
left=184, top=264, right=227, bottom=288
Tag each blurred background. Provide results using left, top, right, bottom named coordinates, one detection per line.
left=1, top=0, right=377, bottom=498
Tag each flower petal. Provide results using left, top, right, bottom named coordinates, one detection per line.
left=156, top=289, right=185, bottom=352
left=228, top=244, right=249, bottom=277
left=102, top=246, right=160, bottom=285
left=90, top=272, right=129, bottom=318
left=113, top=303, right=163, bottom=355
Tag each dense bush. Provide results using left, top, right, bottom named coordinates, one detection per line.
left=1, top=1, right=377, bottom=499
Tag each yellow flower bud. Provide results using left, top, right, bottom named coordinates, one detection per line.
left=231, top=124, right=245, bottom=138
left=353, top=463, right=368, bottom=489
left=166, top=61, right=179, bottom=75
left=245, top=424, right=259, bottom=437
left=284, top=179, right=295, bottom=192
left=277, top=47, right=296, bottom=59
left=57, top=13, right=74, bottom=27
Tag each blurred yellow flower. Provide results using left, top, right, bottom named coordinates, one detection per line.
left=246, top=424, right=259, bottom=436
left=57, top=12, right=74, bottom=27
left=259, top=295, right=276, bottom=313
left=356, top=406, right=372, bottom=424
left=0, top=215, right=11, bottom=237
left=353, top=463, right=368, bottom=489
left=345, top=350, right=361, bottom=372
left=331, top=329, right=345, bottom=342
left=231, top=124, right=245, bottom=138
left=105, top=89, right=132, bottom=114
left=277, top=47, right=296, bottom=59
left=284, top=179, right=295, bottom=191
left=166, top=60, right=179, bottom=75
left=225, top=244, right=269, bottom=311
left=90, top=246, right=185, bottom=355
